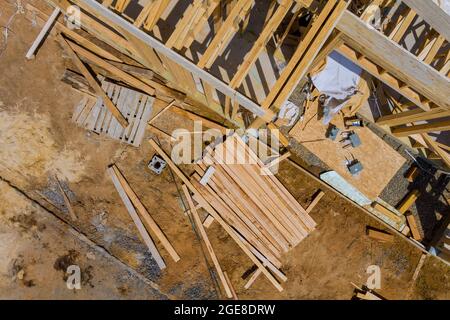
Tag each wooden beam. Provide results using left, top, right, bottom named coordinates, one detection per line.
left=337, top=44, right=432, bottom=112
left=197, top=0, right=255, bottom=69
left=397, top=189, right=421, bottom=214
left=79, top=0, right=271, bottom=120
left=249, top=0, right=349, bottom=129
left=223, top=272, right=239, bottom=300
left=229, top=0, right=294, bottom=89
left=376, top=108, right=450, bottom=127
left=371, top=202, right=403, bottom=224
left=392, top=120, right=450, bottom=137
left=59, top=35, right=128, bottom=128
left=107, top=166, right=166, bottom=269
left=366, top=227, right=394, bottom=243
left=405, top=211, right=423, bottom=241
left=149, top=139, right=283, bottom=292
left=402, top=0, right=450, bottom=42
left=306, top=190, right=325, bottom=214
left=181, top=185, right=233, bottom=298
left=26, top=7, right=60, bottom=59
left=336, top=11, right=450, bottom=110
left=111, top=165, right=180, bottom=262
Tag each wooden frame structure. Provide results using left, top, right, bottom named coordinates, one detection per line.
left=46, top=0, right=351, bottom=131
left=334, top=0, right=450, bottom=166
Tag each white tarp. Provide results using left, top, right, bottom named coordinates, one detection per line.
left=310, top=51, right=362, bottom=124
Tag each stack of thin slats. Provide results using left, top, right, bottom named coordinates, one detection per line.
left=191, top=134, right=316, bottom=270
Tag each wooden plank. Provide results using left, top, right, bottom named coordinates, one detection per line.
left=196, top=161, right=288, bottom=253
left=372, top=203, right=403, bottom=224
left=336, top=11, right=450, bottom=110
left=182, top=184, right=233, bottom=298
left=229, top=0, right=294, bottom=89
left=169, top=106, right=228, bottom=134
left=111, top=165, right=180, bottom=262
left=26, top=8, right=60, bottom=59
left=367, top=227, right=394, bottom=243
left=392, top=120, right=450, bottom=137
left=223, top=272, right=239, bottom=300
left=405, top=211, right=423, bottom=241
left=197, top=0, right=255, bottom=69
left=107, top=167, right=166, bottom=269
left=412, top=253, right=427, bottom=281
left=306, top=190, right=325, bottom=214
left=148, top=99, right=176, bottom=125
left=402, top=0, right=450, bottom=42
left=270, top=0, right=349, bottom=110
left=59, top=35, right=128, bottom=128
left=148, top=139, right=283, bottom=292
left=192, top=171, right=284, bottom=264
left=390, top=8, right=416, bottom=43
left=244, top=268, right=262, bottom=289
left=337, top=44, right=432, bottom=112
left=376, top=108, right=450, bottom=127
left=264, top=152, right=291, bottom=169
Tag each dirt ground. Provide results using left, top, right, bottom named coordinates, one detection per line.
left=0, top=1, right=449, bottom=300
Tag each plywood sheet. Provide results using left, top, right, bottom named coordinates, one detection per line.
left=290, top=100, right=406, bottom=200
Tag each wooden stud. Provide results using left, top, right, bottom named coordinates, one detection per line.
left=182, top=185, right=233, bottom=298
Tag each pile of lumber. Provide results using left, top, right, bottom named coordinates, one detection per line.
left=149, top=135, right=316, bottom=294
left=191, top=135, right=316, bottom=283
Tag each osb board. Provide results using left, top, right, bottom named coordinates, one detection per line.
left=290, top=100, right=406, bottom=200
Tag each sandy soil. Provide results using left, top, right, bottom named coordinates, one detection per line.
left=0, top=0, right=448, bottom=300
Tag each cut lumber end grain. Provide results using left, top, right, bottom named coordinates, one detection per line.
left=366, top=227, right=394, bottom=243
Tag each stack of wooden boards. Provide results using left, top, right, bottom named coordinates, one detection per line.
left=191, top=134, right=316, bottom=283
left=73, top=79, right=154, bottom=147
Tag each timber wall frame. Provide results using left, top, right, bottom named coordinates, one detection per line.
left=47, top=0, right=351, bottom=131
left=46, top=1, right=449, bottom=160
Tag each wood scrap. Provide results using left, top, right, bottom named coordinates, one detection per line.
left=26, top=8, right=60, bottom=59
left=58, top=35, right=129, bottom=128
left=306, top=190, right=325, bottom=214
left=55, top=176, right=78, bottom=221
left=397, top=190, right=421, bottom=214
left=366, top=227, right=394, bottom=243
left=223, top=271, right=239, bottom=300
left=107, top=166, right=166, bottom=269
left=181, top=185, right=233, bottom=298
left=405, top=211, right=423, bottom=241
left=202, top=215, right=215, bottom=228
left=405, top=166, right=420, bottom=182
left=111, top=165, right=180, bottom=262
